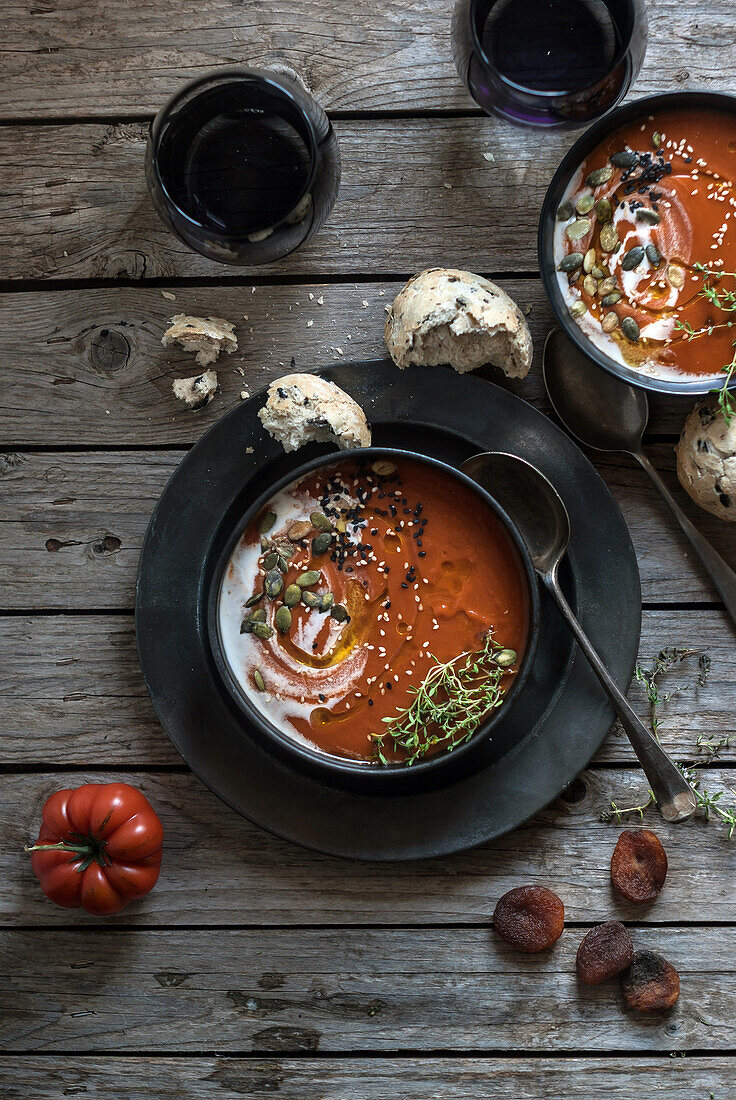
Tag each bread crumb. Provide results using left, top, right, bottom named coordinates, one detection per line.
left=162, top=314, right=238, bottom=367
left=317, top=296, right=324, bottom=305
left=307, top=320, right=314, bottom=327
left=362, top=300, right=369, bottom=308
left=172, top=370, right=218, bottom=409
left=161, top=291, right=176, bottom=301
left=443, top=182, right=452, bottom=190
left=245, top=446, right=254, bottom=454
left=309, top=292, right=314, bottom=300
left=483, top=152, right=495, bottom=162
left=240, top=390, right=250, bottom=400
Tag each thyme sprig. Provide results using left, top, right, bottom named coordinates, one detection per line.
left=601, top=650, right=736, bottom=838
left=372, top=631, right=515, bottom=766
left=633, top=647, right=701, bottom=738
left=674, top=264, right=736, bottom=421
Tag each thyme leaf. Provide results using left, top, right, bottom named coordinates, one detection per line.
left=673, top=265, right=736, bottom=421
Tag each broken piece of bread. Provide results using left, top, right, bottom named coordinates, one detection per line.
left=258, top=373, right=371, bottom=453
left=385, top=268, right=532, bottom=379
left=162, top=314, right=238, bottom=368
left=172, top=370, right=218, bottom=409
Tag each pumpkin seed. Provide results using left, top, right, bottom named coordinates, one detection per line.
left=249, top=609, right=267, bottom=624
left=559, top=251, right=584, bottom=273
left=592, top=265, right=609, bottom=280
left=254, top=669, right=266, bottom=692
left=311, top=532, right=332, bottom=556
left=273, top=540, right=294, bottom=560
left=245, top=591, right=263, bottom=608
left=570, top=300, right=587, bottom=318
left=601, top=290, right=622, bottom=307
left=264, top=570, right=283, bottom=599
left=602, top=311, right=619, bottom=333
left=252, top=622, right=275, bottom=640
left=240, top=618, right=254, bottom=634
left=370, top=460, right=397, bottom=476
left=610, top=150, right=638, bottom=169
left=595, top=197, right=613, bottom=223
left=583, top=248, right=596, bottom=274
left=495, top=648, right=517, bottom=667
left=336, top=518, right=347, bottom=533
left=646, top=243, right=661, bottom=267
left=288, top=520, right=312, bottom=541
left=652, top=131, right=661, bottom=149
left=600, top=224, right=619, bottom=252
left=636, top=207, right=660, bottom=226
left=260, top=536, right=270, bottom=552
left=586, top=165, right=614, bottom=187
left=583, top=274, right=598, bottom=297
left=621, top=316, right=640, bottom=342
left=276, top=556, right=289, bottom=573
left=568, top=269, right=582, bottom=285
left=598, top=277, right=616, bottom=296
left=310, top=511, right=334, bottom=532
left=258, top=511, right=277, bottom=535
left=275, top=606, right=292, bottom=634
left=566, top=217, right=592, bottom=241
left=262, top=551, right=279, bottom=571
left=556, top=200, right=575, bottom=221
left=575, top=194, right=595, bottom=216
left=330, top=603, right=350, bottom=623
left=284, top=584, right=301, bottom=608
left=621, top=246, right=645, bottom=271
left=319, top=592, right=335, bottom=613
left=297, top=570, right=321, bottom=587
left=667, top=263, right=685, bottom=289
left=301, top=590, right=321, bottom=608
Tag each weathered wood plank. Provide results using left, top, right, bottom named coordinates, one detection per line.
left=1, top=1056, right=733, bottom=1099
left=2, top=925, right=734, bottom=1051
left=0, top=118, right=574, bottom=279
left=1, top=0, right=733, bottom=117
left=4, top=769, right=736, bottom=926
left=1, top=610, right=731, bottom=766
left=0, top=283, right=697, bottom=442
left=2, top=449, right=734, bottom=609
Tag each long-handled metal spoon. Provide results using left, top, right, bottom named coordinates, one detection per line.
left=543, top=328, right=736, bottom=627
left=462, top=450, right=697, bottom=823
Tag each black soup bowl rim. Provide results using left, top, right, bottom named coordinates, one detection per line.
left=538, top=89, right=736, bottom=396
left=207, top=445, right=541, bottom=790
left=148, top=66, right=320, bottom=242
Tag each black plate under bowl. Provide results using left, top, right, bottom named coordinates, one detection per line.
left=538, top=89, right=736, bottom=397
left=136, top=361, right=641, bottom=860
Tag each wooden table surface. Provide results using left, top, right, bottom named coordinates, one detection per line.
left=1, top=1, right=735, bottom=1095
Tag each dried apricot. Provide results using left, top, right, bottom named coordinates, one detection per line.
left=576, top=921, right=634, bottom=984
left=493, top=885, right=564, bottom=952
left=611, top=829, right=668, bottom=904
left=621, top=951, right=680, bottom=1013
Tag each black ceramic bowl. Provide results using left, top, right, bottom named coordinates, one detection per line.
left=538, top=90, right=736, bottom=397
left=207, top=447, right=540, bottom=794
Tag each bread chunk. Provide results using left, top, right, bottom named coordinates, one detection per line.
left=258, top=373, right=371, bottom=453
left=676, top=398, right=736, bottom=522
left=385, top=268, right=532, bottom=378
left=162, top=314, right=238, bottom=368
left=172, top=370, right=218, bottom=409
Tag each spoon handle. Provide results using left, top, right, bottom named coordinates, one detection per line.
left=635, top=450, right=736, bottom=628
left=541, top=573, right=697, bottom=824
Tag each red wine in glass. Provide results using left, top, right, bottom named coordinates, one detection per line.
left=146, top=69, right=340, bottom=264
left=452, top=0, right=648, bottom=128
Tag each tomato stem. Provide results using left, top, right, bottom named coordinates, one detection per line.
left=25, top=841, right=93, bottom=856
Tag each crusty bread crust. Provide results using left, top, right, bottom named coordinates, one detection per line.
left=258, top=373, right=371, bottom=453
left=676, top=398, right=736, bottom=522
left=172, top=370, right=218, bottom=409
left=385, top=268, right=532, bottom=379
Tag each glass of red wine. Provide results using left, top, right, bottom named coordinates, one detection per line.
left=452, top=0, right=648, bottom=128
left=146, top=68, right=340, bottom=264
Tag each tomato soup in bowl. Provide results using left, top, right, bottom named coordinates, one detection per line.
left=209, top=448, right=539, bottom=791
left=539, top=92, right=736, bottom=396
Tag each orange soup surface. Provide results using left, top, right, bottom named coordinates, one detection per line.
left=555, top=108, right=736, bottom=381
left=218, top=457, right=530, bottom=764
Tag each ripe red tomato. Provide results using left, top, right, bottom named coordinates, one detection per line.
left=27, top=783, right=163, bottom=916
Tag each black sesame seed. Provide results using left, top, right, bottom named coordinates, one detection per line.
left=418, top=551, right=426, bottom=557
left=368, top=699, right=374, bottom=706
left=401, top=582, right=409, bottom=589
left=318, top=693, right=326, bottom=702
left=386, top=682, right=392, bottom=690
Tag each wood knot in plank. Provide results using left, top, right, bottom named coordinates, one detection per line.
left=92, top=534, right=122, bottom=555
left=89, top=327, right=131, bottom=373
